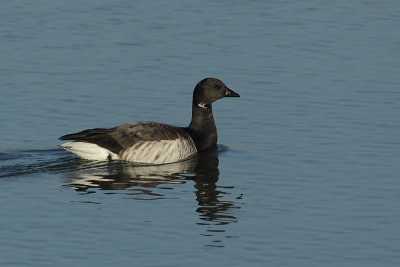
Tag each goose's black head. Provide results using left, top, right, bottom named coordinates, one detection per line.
left=193, top=78, right=240, bottom=109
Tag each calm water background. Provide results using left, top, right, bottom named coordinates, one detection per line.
left=1, top=0, right=399, bottom=266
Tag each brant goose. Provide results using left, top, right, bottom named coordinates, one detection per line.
left=59, top=78, right=240, bottom=164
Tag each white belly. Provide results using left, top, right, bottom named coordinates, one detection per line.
left=121, top=139, right=197, bottom=164
left=60, top=138, right=197, bottom=164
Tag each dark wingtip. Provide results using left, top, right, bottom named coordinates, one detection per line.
left=59, top=134, right=71, bottom=140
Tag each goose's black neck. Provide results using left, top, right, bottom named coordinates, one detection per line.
left=185, top=103, right=217, bottom=152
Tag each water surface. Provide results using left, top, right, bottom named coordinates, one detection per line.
left=1, top=1, right=400, bottom=266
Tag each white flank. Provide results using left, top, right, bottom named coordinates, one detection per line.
left=59, top=142, right=119, bottom=161
left=121, top=138, right=197, bottom=164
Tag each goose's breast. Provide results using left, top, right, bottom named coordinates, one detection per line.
left=120, top=137, right=197, bottom=164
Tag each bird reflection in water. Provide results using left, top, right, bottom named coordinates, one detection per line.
left=63, top=145, right=241, bottom=247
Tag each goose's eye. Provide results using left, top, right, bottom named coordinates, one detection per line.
left=216, top=85, right=222, bottom=89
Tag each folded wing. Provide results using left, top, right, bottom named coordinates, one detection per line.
left=59, top=122, right=197, bottom=164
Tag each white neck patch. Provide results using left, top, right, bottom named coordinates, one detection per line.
left=197, top=103, right=208, bottom=109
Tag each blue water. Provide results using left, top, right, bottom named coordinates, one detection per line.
left=1, top=1, right=400, bottom=266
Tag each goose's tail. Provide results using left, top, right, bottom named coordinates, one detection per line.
left=59, top=142, right=119, bottom=161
